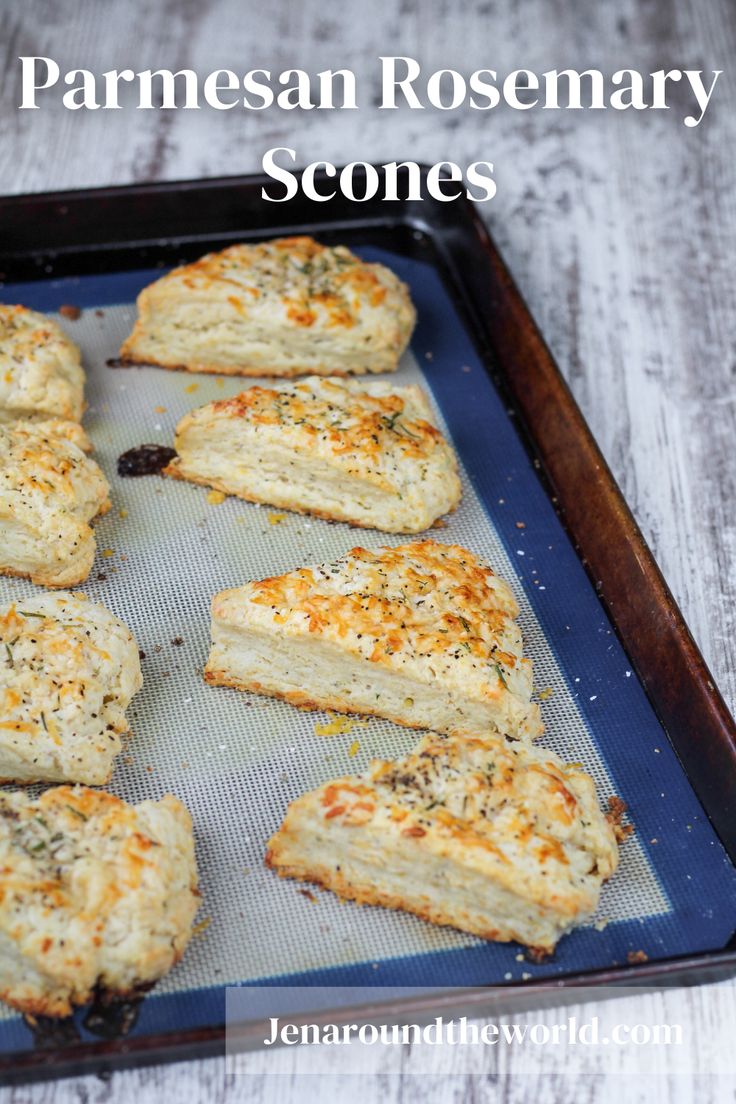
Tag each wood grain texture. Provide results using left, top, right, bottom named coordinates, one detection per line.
left=0, top=0, right=734, bottom=1100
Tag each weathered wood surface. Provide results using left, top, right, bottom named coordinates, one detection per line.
left=1, top=0, right=735, bottom=1100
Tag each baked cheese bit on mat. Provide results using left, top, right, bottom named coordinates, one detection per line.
left=267, top=729, right=619, bottom=953
left=0, top=305, right=90, bottom=451
left=205, top=541, right=543, bottom=741
left=120, top=236, right=416, bottom=377
left=0, top=592, right=142, bottom=785
left=0, top=422, right=109, bottom=587
left=164, top=376, right=461, bottom=533
left=0, top=786, right=199, bottom=1017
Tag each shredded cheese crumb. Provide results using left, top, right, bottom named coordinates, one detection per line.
left=184, top=383, right=199, bottom=394
left=192, top=917, right=212, bottom=936
left=207, top=490, right=226, bottom=505
left=314, top=712, right=368, bottom=737
left=267, top=512, right=287, bottom=525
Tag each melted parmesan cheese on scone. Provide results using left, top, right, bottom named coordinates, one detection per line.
left=165, top=376, right=461, bottom=532
left=0, top=422, right=109, bottom=587
left=0, top=786, right=199, bottom=1017
left=120, top=236, right=416, bottom=376
left=0, top=592, right=142, bottom=785
left=205, top=541, right=543, bottom=740
left=0, top=305, right=87, bottom=444
left=267, top=729, right=619, bottom=952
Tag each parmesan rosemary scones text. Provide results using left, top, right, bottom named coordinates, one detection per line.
left=267, top=729, right=619, bottom=952
left=0, top=592, right=142, bottom=785
left=120, top=237, right=416, bottom=376
left=165, top=377, right=461, bottom=532
left=0, top=422, right=109, bottom=587
left=0, top=786, right=199, bottom=1016
left=205, top=541, right=543, bottom=740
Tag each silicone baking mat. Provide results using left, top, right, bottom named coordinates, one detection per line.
left=0, top=247, right=734, bottom=1050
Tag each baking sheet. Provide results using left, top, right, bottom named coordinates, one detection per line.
left=0, top=248, right=734, bottom=1047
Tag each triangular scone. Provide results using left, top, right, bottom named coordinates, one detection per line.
left=0, top=422, right=109, bottom=587
left=267, top=730, right=619, bottom=952
left=205, top=541, right=543, bottom=740
left=0, top=305, right=89, bottom=447
left=120, top=237, right=416, bottom=377
left=0, top=786, right=198, bottom=1016
left=0, top=592, right=142, bottom=785
left=164, top=377, right=461, bottom=532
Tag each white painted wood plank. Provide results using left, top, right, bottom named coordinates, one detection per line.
left=0, top=1, right=734, bottom=1101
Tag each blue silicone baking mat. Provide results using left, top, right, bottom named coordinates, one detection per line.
left=0, top=245, right=733, bottom=1050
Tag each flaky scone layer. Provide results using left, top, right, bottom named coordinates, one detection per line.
left=0, top=422, right=109, bottom=586
left=267, top=729, right=619, bottom=952
left=120, top=236, right=416, bottom=376
left=0, top=786, right=199, bottom=1016
left=205, top=541, right=543, bottom=741
left=165, top=376, right=461, bottom=532
left=0, top=592, right=142, bottom=785
left=0, top=305, right=85, bottom=427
